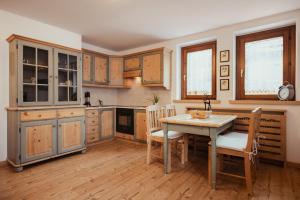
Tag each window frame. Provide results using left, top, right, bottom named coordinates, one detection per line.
left=236, top=25, right=295, bottom=100
left=181, top=41, right=217, bottom=100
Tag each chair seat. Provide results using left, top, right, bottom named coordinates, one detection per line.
left=151, top=130, right=184, bottom=139
left=216, top=132, right=248, bottom=151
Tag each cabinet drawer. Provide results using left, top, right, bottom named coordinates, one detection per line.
left=87, top=125, right=99, bottom=134
left=20, top=110, right=57, bottom=122
left=86, top=110, right=99, bottom=118
left=57, top=108, right=85, bottom=118
left=86, top=117, right=99, bottom=126
left=87, top=134, right=99, bottom=143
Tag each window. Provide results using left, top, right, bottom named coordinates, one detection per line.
left=236, top=25, right=295, bottom=100
left=181, top=41, right=216, bottom=99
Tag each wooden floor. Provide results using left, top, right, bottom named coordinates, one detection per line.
left=0, top=139, right=299, bottom=200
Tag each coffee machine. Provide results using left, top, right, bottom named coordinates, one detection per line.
left=84, top=91, right=91, bottom=107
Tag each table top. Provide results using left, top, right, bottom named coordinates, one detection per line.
left=159, top=114, right=237, bottom=128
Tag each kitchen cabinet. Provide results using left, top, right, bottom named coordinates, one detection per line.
left=82, top=53, right=92, bottom=83
left=109, top=57, right=124, bottom=86
left=85, top=109, right=100, bottom=144
left=20, top=120, right=57, bottom=163
left=54, top=49, right=82, bottom=105
left=124, top=56, right=140, bottom=71
left=134, top=110, right=147, bottom=142
left=58, top=117, right=85, bottom=154
left=94, top=55, right=109, bottom=84
left=100, top=108, right=114, bottom=139
left=8, top=35, right=82, bottom=107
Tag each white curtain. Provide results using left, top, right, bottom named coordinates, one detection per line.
left=245, top=37, right=283, bottom=95
left=187, top=49, right=212, bottom=95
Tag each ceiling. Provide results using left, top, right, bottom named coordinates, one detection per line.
left=1, top=0, right=300, bottom=51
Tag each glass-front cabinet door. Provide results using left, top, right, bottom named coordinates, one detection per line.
left=54, top=49, right=81, bottom=105
left=18, top=41, right=53, bottom=106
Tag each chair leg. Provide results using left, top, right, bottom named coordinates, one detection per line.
left=180, top=140, right=185, bottom=165
left=184, top=135, right=189, bottom=162
left=146, top=137, right=152, bottom=165
left=208, top=145, right=212, bottom=186
left=244, top=154, right=253, bottom=195
left=167, top=142, right=172, bottom=173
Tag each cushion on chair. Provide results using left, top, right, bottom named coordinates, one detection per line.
left=216, top=132, right=248, bottom=151
left=151, top=130, right=184, bottom=139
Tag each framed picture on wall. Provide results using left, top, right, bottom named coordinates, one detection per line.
left=220, top=50, right=230, bottom=62
left=220, top=65, right=230, bottom=77
left=220, top=79, right=229, bottom=91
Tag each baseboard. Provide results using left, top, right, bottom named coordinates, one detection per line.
left=286, top=161, right=300, bottom=168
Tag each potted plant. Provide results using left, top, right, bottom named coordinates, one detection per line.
left=146, top=94, right=160, bottom=105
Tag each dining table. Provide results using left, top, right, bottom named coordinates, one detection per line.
left=159, top=113, right=237, bottom=189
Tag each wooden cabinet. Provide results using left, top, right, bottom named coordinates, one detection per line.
left=94, top=55, right=109, bottom=84
left=54, top=49, right=82, bottom=105
left=124, top=56, right=140, bottom=71
left=134, top=110, right=147, bottom=142
left=58, top=117, right=85, bottom=154
left=100, top=108, right=114, bottom=139
left=109, top=57, right=124, bottom=86
left=21, top=120, right=57, bottom=163
left=82, top=53, right=92, bottom=83
left=85, top=109, right=100, bottom=144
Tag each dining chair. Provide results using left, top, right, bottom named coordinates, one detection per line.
left=208, top=107, right=262, bottom=195
left=146, top=105, right=186, bottom=172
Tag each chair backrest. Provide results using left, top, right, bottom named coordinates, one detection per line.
left=145, top=105, right=165, bottom=136
left=245, top=107, right=262, bottom=152
left=164, top=104, right=176, bottom=117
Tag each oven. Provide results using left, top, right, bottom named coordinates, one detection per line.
left=116, top=108, right=134, bottom=135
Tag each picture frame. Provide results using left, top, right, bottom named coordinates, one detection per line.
left=220, top=79, right=229, bottom=91
left=220, top=65, right=230, bottom=77
left=220, top=50, right=230, bottom=62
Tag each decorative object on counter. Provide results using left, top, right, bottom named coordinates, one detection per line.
left=220, top=50, right=230, bottom=62
left=190, top=110, right=212, bottom=119
left=203, top=94, right=212, bottom=111
left=220, top=65, right=230, bottom=77
left=146, top=94, right=160, bottom=105
left=84, top=91, right=91, bottom=107
left=278, top=81, right=295, bottom=101
left=98, top=99, right=103, bottom=106
left=220, top=79, right=229, bottom=91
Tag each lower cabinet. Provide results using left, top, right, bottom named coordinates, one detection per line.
left=21, top=120, right=57, bottom=163
left=99, top=108, right=114, bottom=139
left=58, top=117, right=85, bottom=154
left=134, top=110, right=147, bottom=142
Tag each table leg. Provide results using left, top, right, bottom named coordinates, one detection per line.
left=210, top=129, right=217, bottom=189
left=162, top=123, right=169, bottom=174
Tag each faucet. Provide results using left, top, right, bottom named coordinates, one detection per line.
left=98, top=99, right=103, bottom=107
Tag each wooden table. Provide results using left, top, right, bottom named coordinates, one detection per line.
left=160, top=114, right=237, bottom=189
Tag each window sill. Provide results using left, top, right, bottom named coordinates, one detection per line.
left=229, top=100, right=300, bottom=105
left=173, top=99, right=221, bottom=104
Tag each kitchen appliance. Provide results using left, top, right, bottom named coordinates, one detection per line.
left=84, top=91, right=91, bottom=107
left=116, top=108, right=134, bottom=135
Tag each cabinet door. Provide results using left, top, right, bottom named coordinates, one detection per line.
left=134, top=110, right=147, bottom=142
left=109, top=57, right=124, bottom=86
left=18, top=41, right=53, bottom=106
left=124, top=56, right=140, bottom=71
left=54, top=49, right=82, bottom=105
left=142, top=52, right=162, bottom=84
left=21, top=120, right=57, bottom=163
left=100, top=109, right=114, bottom=139
left=94, top=56, right=108, bottom=84
left=58, top=117, right=85, bottom=154
left=82, top=53, right=93, bottom=83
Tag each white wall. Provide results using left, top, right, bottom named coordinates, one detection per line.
left=117, top=9, right=300, bottom=164
left=0, top=10, right=82, bottom=161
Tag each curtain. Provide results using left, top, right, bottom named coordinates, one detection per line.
left=245, top=37, right=283, bottom=95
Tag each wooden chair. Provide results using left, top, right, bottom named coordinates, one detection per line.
left=146, top=105, right=187, bottom=172
left=208, top=107, right=262, bottom=195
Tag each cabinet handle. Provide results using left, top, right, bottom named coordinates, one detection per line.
left=52, top=125, right=56, bottom=128
left=38, top=114, right=42, bottom=118
left=59, top=124, right=62, bottom=127
left=24, top=112, right=28, bottom=116
left=70, top=112, right=74, bottom=115
left=92, top=129, right=95, bottom=131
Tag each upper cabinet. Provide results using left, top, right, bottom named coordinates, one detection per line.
left=94, top=55, right=109, bottom=84
left=109, top=57, right=124, bottom=86
left=7, top=35, right=82, bottom=107
left=82, top=53, right=92, bottom=83
left=124, top=56, right=140, bottom=71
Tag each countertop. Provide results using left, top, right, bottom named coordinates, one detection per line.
left=85, top=105, right=146, bottom=110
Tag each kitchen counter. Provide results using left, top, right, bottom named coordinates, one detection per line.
left=85, top=105, right=146, bottom=110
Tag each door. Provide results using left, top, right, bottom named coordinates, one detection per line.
left=21, top=120, right=57, bottom=163
left=142, top=52, right=163, bottom=84
left=134, top=110, right=147, bottom=142
left=82, top=53, right=93, bottom=83
left=100, top=109, right=114, bottom=139
left=94, top=55, right=108, bottom=84
left=109, top=57, right=124, bottom=86
left=58, top=117, right=85, bottom=154
left=54, top=49, right=82, bottom=105
left=124, top=56, right=140, bottom=71
left=18, top=40, right=53, bottom=106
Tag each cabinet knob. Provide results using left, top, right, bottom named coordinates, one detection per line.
left=38, top=114, right=42, bottom=118
left=24, top=112, right=28, bottom=116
